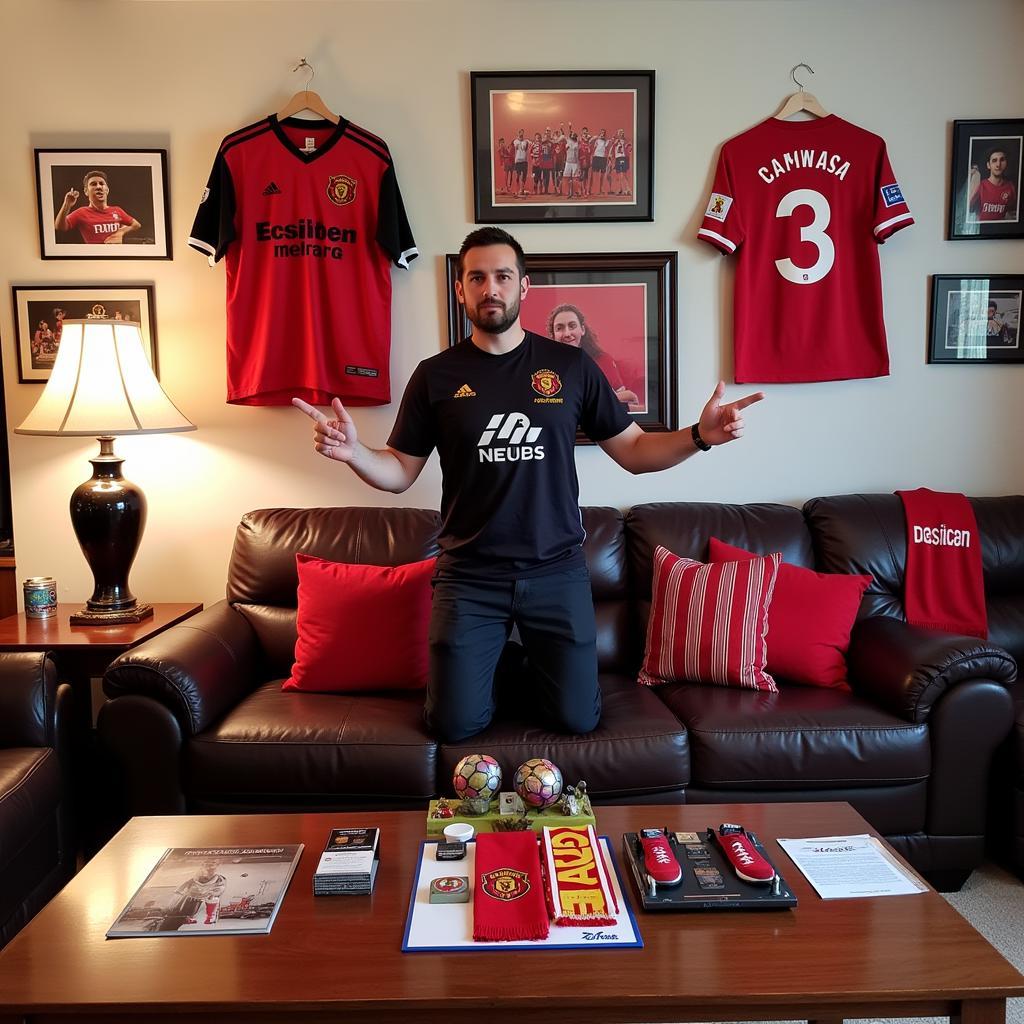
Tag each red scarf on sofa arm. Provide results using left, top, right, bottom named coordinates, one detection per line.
left=896, top=488, right=988, bottom=639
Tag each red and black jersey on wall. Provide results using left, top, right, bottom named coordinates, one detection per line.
left=698, top=115, right=913, bottom=384
left=189, top=115, right=418, bottom=406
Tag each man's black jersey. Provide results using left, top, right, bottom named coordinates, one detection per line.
left=388, top=332, right=631, bottom=578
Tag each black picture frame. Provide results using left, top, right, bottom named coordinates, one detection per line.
left=948, top=120, right=1023, bottom=239
left=928, top=275, right=1022, bottom=364
left=35, top=149, right=172, bottom=259
left=446, top=251, right=677, bottom=443
left=470, top=70, right=655, bottom=224
left=11, top=284, right=159, bottom=383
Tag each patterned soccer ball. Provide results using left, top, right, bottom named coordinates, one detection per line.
left=513, top=758, right=563, bottom=809
left=452, top=754, right=502, bottom=802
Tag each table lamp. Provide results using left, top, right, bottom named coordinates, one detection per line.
left=15, top=317, right=195, bottom=624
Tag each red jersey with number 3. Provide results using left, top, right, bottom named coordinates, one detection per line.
left=698, top=115, right=913, bottom=383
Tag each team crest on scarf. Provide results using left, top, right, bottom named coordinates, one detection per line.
left=531, top=369, right=562, bottom=397
left=326, top=174, right=357, bottom=206
left=480, top=868, right=531, bottom=901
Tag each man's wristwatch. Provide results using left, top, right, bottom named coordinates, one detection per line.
left=691, top=422, right=712, bottom=452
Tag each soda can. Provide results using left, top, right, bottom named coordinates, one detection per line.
left=23, top=577, right=58, bottom=620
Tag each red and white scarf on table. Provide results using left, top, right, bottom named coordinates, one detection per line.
left=540, top=825, right=618, bottom=927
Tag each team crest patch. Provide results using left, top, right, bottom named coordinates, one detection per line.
left=531, top=369, right=562, bottom=397
left=327, top=174, right=357, bottom=206
left=480, top=868, right=530, bottom=901
left=705, top=193, right=733, bottom=221
left=881, top=183, right=905, bottom=208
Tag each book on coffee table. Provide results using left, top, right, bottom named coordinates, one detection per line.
left=107, top=844, right=303, bottom=937
left=314, top=827, right=380, bottom=895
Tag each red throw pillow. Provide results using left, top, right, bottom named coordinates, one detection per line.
left=283, top=553, right=436, bottom=693
left=638, top=546, right=781, bottom=692
left=708, top=538, right=872, bottom=690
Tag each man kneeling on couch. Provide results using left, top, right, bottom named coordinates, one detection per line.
left=294, top=227, right=764, bottom=742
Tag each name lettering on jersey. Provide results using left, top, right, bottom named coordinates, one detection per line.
left=477, top=413, right=545, bottom=463
left=453, top=384, right=476, bottom=398
left=327, top=174, right=357, bottom=207
left=880, top=183, right=905, bottom=207
left=91, top=221, right=122, bottom=235
left=256, top=219, right=357, bottom=261
left=705, top=193, right=733, bottom=222
left=758, top=149, right=850, bottom=184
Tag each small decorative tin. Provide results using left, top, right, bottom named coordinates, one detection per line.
left=23, top=577, right=57, bottom=619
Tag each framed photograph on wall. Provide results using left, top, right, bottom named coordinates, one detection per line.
left=35, top=149, right=172, bottom=259
left=929, top=275, right=1022, bottom=364
left=948, top=120, right=1023, bottom=239
left=11, top=285, right=158, bottom=383
left=470, top=71, right=655, bottom=224
left=446, top=251, right=677, bottom=442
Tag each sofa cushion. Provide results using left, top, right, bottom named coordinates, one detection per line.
left=639, top=546, right=780, bottom=692
left=709, top=537, right=872, bottom=690
left=656, top=682, right=930, bottom=790
left=438, top=672, right=690, bottom=801
left=284, top=553, right=435, bottom=693
left=0, top=749, right=61, bottom=871
left=185, top=682, right=437, bottom=801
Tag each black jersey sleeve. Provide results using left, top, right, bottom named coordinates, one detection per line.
left=188, top=149, right=237, bottom=263
left=578, top=352, right=632, bottom=442
left=387, top=363, right=435, bottom=457
left=377, top=163, right=418, bottom=269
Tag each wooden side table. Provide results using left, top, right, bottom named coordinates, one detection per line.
left=0, top=601, right=203, bottom=733
left=0, top=602, right=203, bottom=856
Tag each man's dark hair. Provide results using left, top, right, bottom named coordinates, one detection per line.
left=83, top=169, right=108, bottom=188
left=457, top=227, right=526, bottom=281
left=986, top=148, right=1008, bottom=164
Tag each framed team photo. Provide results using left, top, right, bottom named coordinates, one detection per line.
left=35, top=149, right=172, bottom=259
left=470, top=71, right=655, bottom=224
left=948, top=120, right=1023, bottom=240
left=446, top=251, right=677, bottom=442
left=928, top=275, right=1022, bottom=364
left=11, top=285, right=158, bottom=383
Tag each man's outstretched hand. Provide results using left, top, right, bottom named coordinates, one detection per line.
left=697, top=381, right=765, bottom=446
left=292, top=397, right=360, bottom=462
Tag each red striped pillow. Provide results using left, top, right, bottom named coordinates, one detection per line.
left=638, top=546, right=781, bottom=692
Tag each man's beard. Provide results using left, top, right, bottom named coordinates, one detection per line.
left=466, top=294, right=520, bottom=334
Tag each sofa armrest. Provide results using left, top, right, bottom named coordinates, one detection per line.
left=103, top=601, right=262, bottom=736
left=0, top=652, right=58, bottom=748
left=847, top=615, right=1017, bottom=723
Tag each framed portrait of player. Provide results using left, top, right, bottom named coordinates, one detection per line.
left=35, top=149, right=172, bottom=259
left=11, top=285, right=158, bottom=383
left=446, top=251, right=677, bottom=443
left=470, top=71, right=655, bottom=224
left=928, top=275, right=1023, bottom=364
left=948, top=120, right=1023, bottom=240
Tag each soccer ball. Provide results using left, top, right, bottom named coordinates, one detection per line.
left=513, top=758, right=563, bottom=809
left=452, top=753, right=502, bottom=802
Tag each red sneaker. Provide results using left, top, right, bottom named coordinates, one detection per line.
left=715, top=824, right=775, bottom=884
left=639, top=829, right=682, bottom=886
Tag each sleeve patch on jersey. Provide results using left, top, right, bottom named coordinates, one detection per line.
left=200, top=187, right=210, bottom=204
left=881, top=183, right=905, bottom=208
left=704, top=193, right=733, bottom=222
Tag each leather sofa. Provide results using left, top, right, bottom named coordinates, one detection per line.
left=99, top=496, right=1020, bottom=890
left=0, top=652, right=75, bottom=948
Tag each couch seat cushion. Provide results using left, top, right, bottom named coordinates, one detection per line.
left=656, top=683, right=929, bottom=790
left=0, top=748, right=61, bottom=870
left=186, top=682, right=437, bottom=801
left=439, top=672, right=689, bottom=801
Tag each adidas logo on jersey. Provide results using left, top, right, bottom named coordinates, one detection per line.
left=262, top=181, right=282, bottom=196
left=477, top=413, right=544, bottom=463
left=454, top=384, right=476, bottom=399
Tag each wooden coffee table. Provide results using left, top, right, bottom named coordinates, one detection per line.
left=0, top=802, right=1021, bottom=1023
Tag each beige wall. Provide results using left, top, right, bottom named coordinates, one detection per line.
left=2, top=0, right=1023, bottom=610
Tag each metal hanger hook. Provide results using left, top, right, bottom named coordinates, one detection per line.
left=790, top=63, right=814, bottom=91
left=292, top=57, right=315, bottom=95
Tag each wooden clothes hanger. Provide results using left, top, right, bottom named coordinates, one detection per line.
left=774, top=63, right=829, bottom=120
left=276, top=58, right=340, bottom=125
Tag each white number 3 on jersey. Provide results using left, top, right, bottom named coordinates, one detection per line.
left=774, top=188, right=835, bottom=285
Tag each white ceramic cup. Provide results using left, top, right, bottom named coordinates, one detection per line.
left=443, top=822, right=475, bottom=843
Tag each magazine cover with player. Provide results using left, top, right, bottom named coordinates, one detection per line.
left=107, top=845, right=303, bottom=938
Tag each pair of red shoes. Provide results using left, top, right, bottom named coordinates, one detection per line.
left=639, top=824, right=776, bottom=886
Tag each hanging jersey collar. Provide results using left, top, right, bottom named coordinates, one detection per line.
left=269, top=114, right=349, bottom=163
